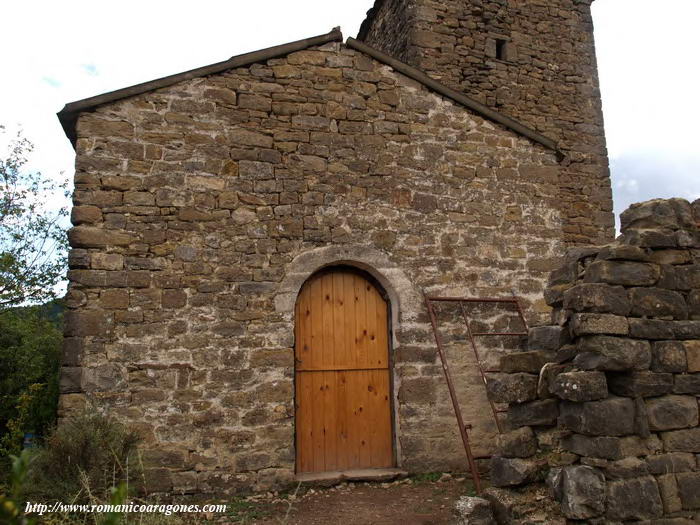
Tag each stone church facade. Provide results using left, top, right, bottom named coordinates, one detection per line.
left=57, top=0, right=613, bottom=493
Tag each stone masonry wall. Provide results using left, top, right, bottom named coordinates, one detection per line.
left=359, top=0, right=615, bottom=246
left=486, top=198, right=700, bottom=524
left=59, top=40, right=565, bottom=494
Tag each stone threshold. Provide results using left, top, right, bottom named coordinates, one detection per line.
left=296, top=468, right=408, bottom=485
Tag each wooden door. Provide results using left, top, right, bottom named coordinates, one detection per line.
left=295, top=268, right=393, bottom=473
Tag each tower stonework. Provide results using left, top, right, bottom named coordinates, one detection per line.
left=359, top=0, right=614, bottom=245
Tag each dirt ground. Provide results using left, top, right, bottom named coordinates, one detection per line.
left=225, top=475, right=476, bottom=524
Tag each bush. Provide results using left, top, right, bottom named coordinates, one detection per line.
left=0, top=301, right=62, bottom=466
left=25, top=410, right=142, bottom=504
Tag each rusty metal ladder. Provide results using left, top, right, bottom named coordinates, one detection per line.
left=423, top=293, right=530, bottom=494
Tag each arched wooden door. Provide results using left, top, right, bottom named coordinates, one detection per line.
left=295, top=268, right=394, bottom=473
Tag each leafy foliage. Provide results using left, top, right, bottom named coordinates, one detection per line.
left=0, top=301, right=62, bottom=462
left=0, top=450, right=36, bottom=525
left=0, top=125, right=69, bottom=310
left=24, top=411, right=142, bottom=504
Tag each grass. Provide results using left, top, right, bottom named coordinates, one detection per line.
left=226, top=499, right=271, bottom=524
left=410, top=472, right=442, bottom=484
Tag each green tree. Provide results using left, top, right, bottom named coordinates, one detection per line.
left=0, top=125, right=69, bottom=310
left=0, top=302, right=62, bottom=459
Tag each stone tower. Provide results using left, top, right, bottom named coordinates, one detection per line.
left=358, top=0, right=614, bottom=245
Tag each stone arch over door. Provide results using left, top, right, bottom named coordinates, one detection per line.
left=275, top=245, right=422, bottom=344
left=276, top=245, right=422, bottom=471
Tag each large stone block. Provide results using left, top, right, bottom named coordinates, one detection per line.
left=495, top=427, right=537, bottom=459
left=629, top=318, right=676, bottom=339
left=629, top=287, right=688, bottom=319
left=602, top=457, right=649, bottom=480
left=64, top=310, right=111, bottom=337
left=547, top=465, right=605, bottom=519
left=605, top=476, right=663, bottom=521
left=575, top=335, right=651, bottom=371
left=584, top=260, right=659, bottom=287
left=661, top=428, right=700, bottom=453
left=657, top=473, right=683, bottom=514
left=549, top=371, right=607, bottom=402
left=685, top=340, right=700, bottom=372
left=490, top=456, right=543, bottom=487
left=620, top=198, right=695, bottom=231
left=676, top=472, right=700, bottom=509
left=68, top=226, right=134, bottom=248
left=562, top=283, right=631, bottom=316
left=646, top=395, right=699, bottom=431
left=528, top=326, right=569, bottom=351
left=486, top=373, right=538, bottom=404
left=562, top=434, right=659, bottom=460
left=646, top=453, right=697, bottom=474
left=499, top=351, right=549, bottom=373
left=652, top=341, right=688, bottom=373
left=673, top=373, right=700, bottom=394
left=558, top=397, right=635, bottom=436
left=507, top=399, right=559, bottom=428
left=607, top=371, right=674, bottom=397
left=453, top=496, right=496, bottom=525
left=570, top=313, right=628, bottom=336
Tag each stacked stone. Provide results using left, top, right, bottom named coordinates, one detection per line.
left=487, top=198, right=700, bottom=523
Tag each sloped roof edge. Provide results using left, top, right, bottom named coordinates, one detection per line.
left=345, top=38, right=559, bottom=154
left=57, top=28, right=344, bottom=147
left=56, top=27, right=559, bottom=155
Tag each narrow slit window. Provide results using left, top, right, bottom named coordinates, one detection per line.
left=496, top=39, right=508, bottom=60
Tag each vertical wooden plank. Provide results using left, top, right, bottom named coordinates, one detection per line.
left=366, top=284, right=379, bottom=368
left=296, top=372, right=315, bottom=472
left=360, top=369, right=372, bottom=467
left=321, top=273, right=334, bottom=370
left=336, top=370, right=349, bottom=470
left=311, top=371, right=326, bottom=472
left=332, top=271, right=348, bottom=370
left=343, top=272, right=356, bottom=370
left=354, top=274, right=369, bottom=369
left=375, top=369, right=393, bottom=467
left=309, top=276, right=323, bottom=370
left=346, top=370, right=361, bottom=469
left=323, top=371, right=338, bottom=471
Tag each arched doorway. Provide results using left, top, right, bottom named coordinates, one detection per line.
left=295, top=267, right=394, bottom=473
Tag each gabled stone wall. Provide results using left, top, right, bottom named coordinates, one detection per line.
left=487, top=198, right=700, bottom=523
left=59, top=41, right=565, bottom=494
left=359, top=0, right=614, bottom=246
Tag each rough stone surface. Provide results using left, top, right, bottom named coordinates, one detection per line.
left=575, top=335, right=651, bottom=371
left=507, top=399, right=559, bottom=428
left=360, top=0, right=614, bottom=246
left=481, top=197, right=700, bottom=522
left=652, top=341, right=689, bottom=373
left=490, top=456, right=543, bottom=487
left=486, top=373, right=538, bottom=404
left=547, top=465, right=605, bottom=519
left=549, top=371, right=608, bottom=402
left=646, top=395, right=699, bottom=431
left=605, top=476, right=664, bottom=521
left=563, top=283, right=631, bottom=316
left=453, top=496, right=496, bottom=525
left=558, top=397, right=636, bottom=436
left=495, top=427, right=537, bottom=459
left=607, top=371, right=674, bottom=398
left=570, top=313, right=628, bottom=336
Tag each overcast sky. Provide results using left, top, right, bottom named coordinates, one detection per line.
left=2, top=0, right=698, bottom=230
